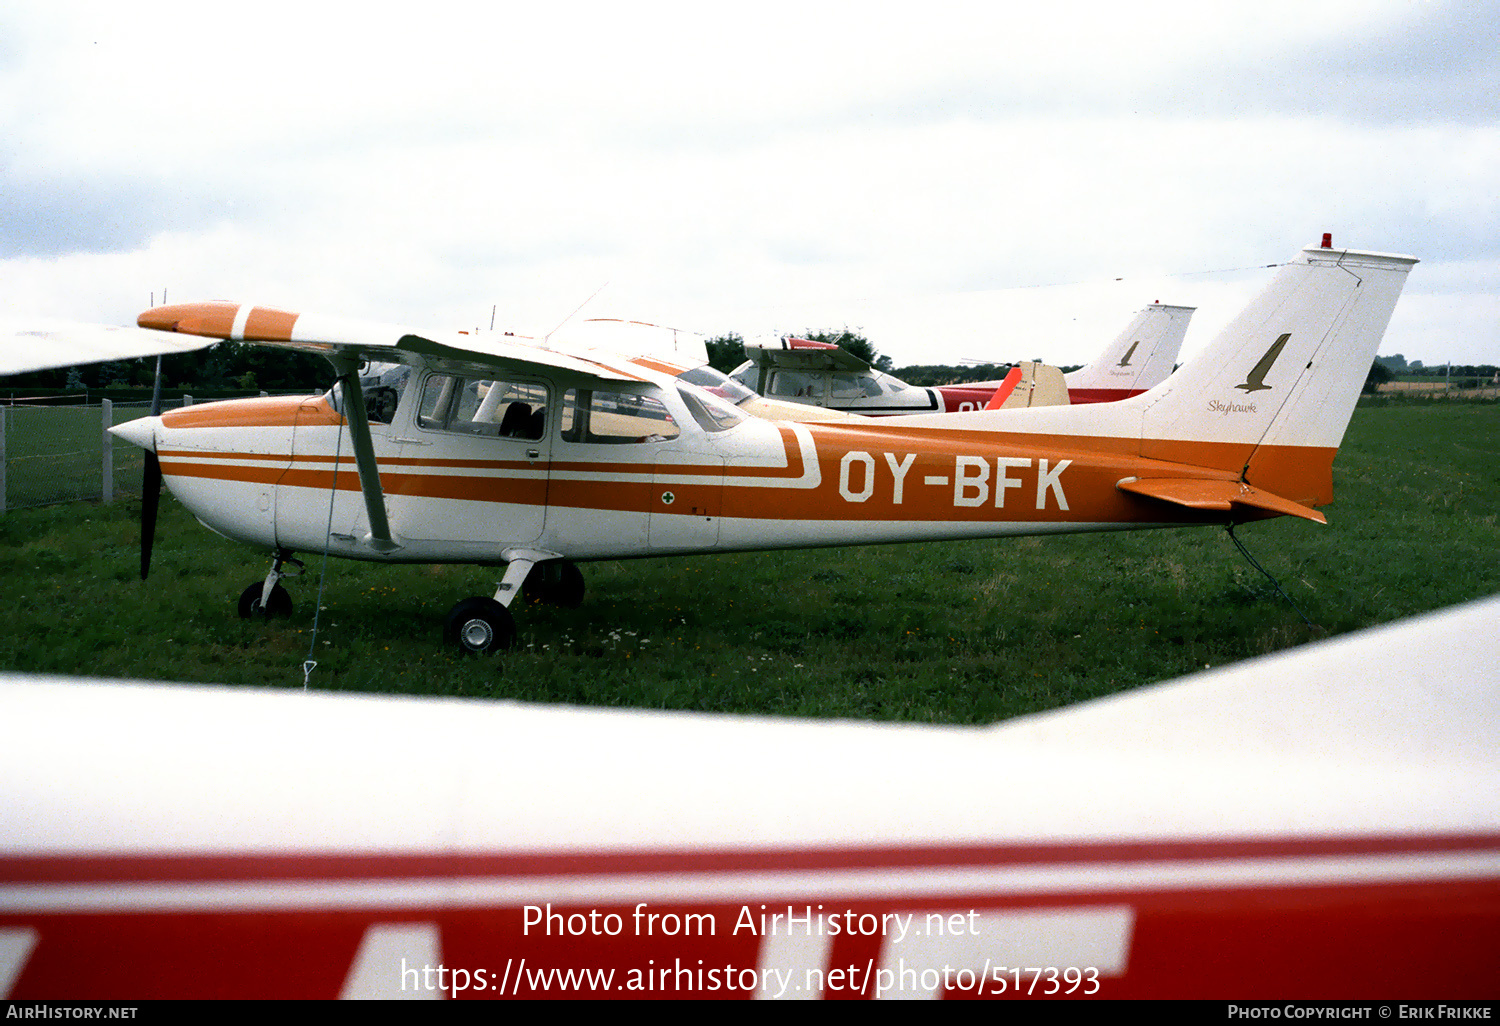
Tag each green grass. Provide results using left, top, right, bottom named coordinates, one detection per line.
left=2, top=402, right=1497, bottom=723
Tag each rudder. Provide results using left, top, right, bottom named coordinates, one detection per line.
left=1137, top=240, right=1416, bottom=506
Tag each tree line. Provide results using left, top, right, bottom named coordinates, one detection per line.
left=4, top=334, right=1484, bottom=399
left=1, top=342, right=338, bottom=397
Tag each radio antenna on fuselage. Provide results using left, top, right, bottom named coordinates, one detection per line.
left=544, top=282, right=609, bottom=343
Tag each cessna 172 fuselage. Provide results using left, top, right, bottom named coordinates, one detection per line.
left=102, top=238, right=1414, bottom=653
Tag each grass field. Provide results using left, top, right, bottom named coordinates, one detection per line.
left=2, top=400, right=1496, bottom=723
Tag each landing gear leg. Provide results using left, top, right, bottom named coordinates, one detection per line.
left=238, top=550, right=303, bottom=620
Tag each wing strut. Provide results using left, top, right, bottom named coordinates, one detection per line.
left=331, top=357, right=400, bottom=552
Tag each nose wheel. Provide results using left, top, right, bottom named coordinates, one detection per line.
left=238, top=551, right=302, bottom=620
left=444, top=597, right=516, bottom=654
left=238, top=582, right=293, bottom=619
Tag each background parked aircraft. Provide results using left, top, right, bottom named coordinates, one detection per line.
left=729, top=335, right=1065, bottom=414
left=727, top=301, right=1191, bottom=415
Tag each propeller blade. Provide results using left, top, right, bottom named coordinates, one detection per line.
left=140, top=353, right=164, bottom=580
left=140, top=449, right=161, bottom=580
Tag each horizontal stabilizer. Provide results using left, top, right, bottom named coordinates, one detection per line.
left=1117, top=477, right=1327, bottom=524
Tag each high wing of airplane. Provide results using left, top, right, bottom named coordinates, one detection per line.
left=561, top=318, right=712, bottom=367
left=2, top=594, right=1495, bottom=999
left=13, top=237, right=1415, bottom=654
left=559, top=326, right=863, bottom=424
left=1062, top=301, right=1193, bottom=403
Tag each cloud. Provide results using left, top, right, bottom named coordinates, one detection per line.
left=0, top=0, right=1493, bottom=365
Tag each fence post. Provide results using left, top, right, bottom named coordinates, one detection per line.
left=101, top=399, right=113, bottom=503
left=183, top=394, right=193, bottom=407
left=0, top=406, right=6, bottom=514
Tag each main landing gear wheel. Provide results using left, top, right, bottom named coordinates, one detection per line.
left=444, top=597, right=516, bottom=654
left=238, top=582, right=293, bottom=620
left=522, top=560, right=586, bottom=608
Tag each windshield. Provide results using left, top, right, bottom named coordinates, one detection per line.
left=676, top=382, right=745, bottom=432
left=678, top=364, right=757, bottom=406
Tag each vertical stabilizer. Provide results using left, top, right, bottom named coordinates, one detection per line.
left=1136, top=241, right=1416, bottom=504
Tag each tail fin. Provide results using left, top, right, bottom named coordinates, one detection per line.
left=917, top=240, right=1418, bottom=514
left=1134, top=240, right=1416, bottom=505
left=989, top=361, right=1070, bottom=409
left=1064, top=302, right=1194, bottom=403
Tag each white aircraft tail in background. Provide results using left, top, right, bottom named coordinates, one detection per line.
left=1063, top=301, right=1193, bottom=403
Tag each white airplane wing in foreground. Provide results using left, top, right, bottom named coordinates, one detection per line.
left=1, top=596, right=1496, bottom=999
left=0, top=317, right=218, bottom=376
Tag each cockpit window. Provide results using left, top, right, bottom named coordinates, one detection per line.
left=768, top=369, right=825, bottom=399
left=358, top=363, right=411, bottom=424
left=829, top=372, right=883, bottom=400
left=417, top=374, right=548, bottom=440
left=730, top=362, right=758, bottom=392
left=560, top=387, right=680, bottom=444
left=327, top=365, right=411, bottom=425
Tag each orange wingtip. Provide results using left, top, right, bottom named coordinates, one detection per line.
left=138, top=302, right=300, bottom=342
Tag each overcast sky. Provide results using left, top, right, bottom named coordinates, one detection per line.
left=2, top=0, right=1496, bottom=369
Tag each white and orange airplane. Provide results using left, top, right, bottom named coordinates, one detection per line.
left=1, top=595, right=1495, bottom=999
left=729, top=300, right=1193, bottom=415
left=5, top=237, right=1413, bottom=654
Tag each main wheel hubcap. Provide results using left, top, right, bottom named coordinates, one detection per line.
left=461, top=618, right=493, bottom=650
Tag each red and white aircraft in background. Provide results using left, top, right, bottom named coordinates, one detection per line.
left=726, top=302, right=1193, bottom=416
left=1, top=595, right=1495, bottom=999
left=1, top=239, right=1413, bottom=654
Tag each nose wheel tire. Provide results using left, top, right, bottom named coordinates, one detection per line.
left=444, top=597, right=516, bottom=654
left=238, top=582, right=293, bottom=620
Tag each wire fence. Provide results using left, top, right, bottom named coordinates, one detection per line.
left=0, top=396, right=216, bottom=512
left=4, top=400, right=146, bottom=511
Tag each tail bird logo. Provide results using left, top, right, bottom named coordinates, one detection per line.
left=1117, top=341, right=1141, bottom=367
left=1236, top=333, right=1291, bottom=392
